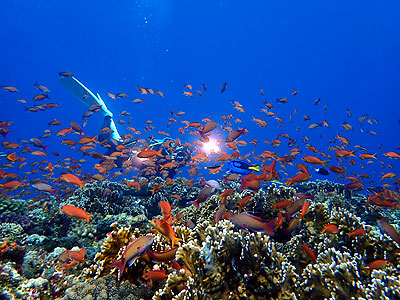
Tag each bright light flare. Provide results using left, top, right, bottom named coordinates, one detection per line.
left=203, top=139, right=221, bottom=154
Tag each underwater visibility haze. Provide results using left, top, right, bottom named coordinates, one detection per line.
left=0, top=1, right=400, bottom=299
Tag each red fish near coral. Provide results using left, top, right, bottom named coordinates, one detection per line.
left=377, top=218, right=400, bottom=248
left=109, top=235, right=154, bottom=280
left=301, top=244, right=317, bottom=263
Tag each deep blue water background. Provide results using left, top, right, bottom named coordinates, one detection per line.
left=0, top=1, right=399, bottom=190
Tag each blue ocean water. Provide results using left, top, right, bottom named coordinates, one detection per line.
left=0, top=0, right=399, bottom=189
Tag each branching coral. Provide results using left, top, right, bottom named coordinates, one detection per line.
left=158, top=220, right=299, bottom=300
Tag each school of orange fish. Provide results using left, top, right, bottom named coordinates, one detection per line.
left=1, top=73, right=399, bottom=286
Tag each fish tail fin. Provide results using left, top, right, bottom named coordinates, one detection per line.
left=156, top=149, right=164, bottom=157
left=171, top=236, right=182, bottom=247
left=86, top=215, right=93, bottom=225
left=109, top=258, right=125, bottom=280
left=263, top=219, right=275, bottom=236
left=222, top=175, right=227, bottom=183
left=322, top=160, right=329, bottom=167
left=285, top=179, right=292, bottom=187
left=249, top=165, right=260, bottom=172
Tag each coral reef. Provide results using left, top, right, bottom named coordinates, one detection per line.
left=0, top=180, right=399, bottom=300
left=157, top=220, right=299, bottom=299
left=61, top=274, right=152, bottom=300
left=0, top=198, right=26, bottom=215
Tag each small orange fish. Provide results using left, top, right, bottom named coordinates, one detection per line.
left=302, top=156, right=328, bottom=167
left=0, top=181, right=24, bottom=190
left=183, top=91, right=194, bottom=98
left=159, top=201, right=171, bottom=220
left=60, top=173, right=85, bottom=189
left=322, top=224, right=339, bottom=234
left=2, top=86, right=19, bottom=92
left=346, top=228, right=366, bottom=237
left=383, top=152, right=400, bottom=159
left=286, top=172, right=312, bottom=186
left=151, top=219, right=181, bottom=247
left=301, top=244, right=317, bottom=263
left=137, top=149, right=163, bottom=158
left=367, top=260, right=390, bottom=270
left=31, top=151, right=46, bottom=156
left=238, top=195, right=252, bottom=211
left=59, top=205, right=92, bottom=224
left=142, top=270, right=168, bottom=287
left=299, top=201, right=310, bottom=219
left=57, top=128, right=73, bottom=136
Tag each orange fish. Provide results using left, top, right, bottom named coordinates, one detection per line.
left=335, top=150, right=356, bottom=158
left=151, top=219, right=181, bottom=247
left=273, top=212, right=283, bottom=230
left=159, top=201, right=171, bottom=220
left=2, top=86, right=19, bottom=92
left=56, top=128, right=73, bottom=136
left=60, top=173, right=85, bottom=189
left=346, top=228, right=366, bottom=237
left=137, top=149, right=163, bottom=158
left=322, top=224, right=339, bottom=234
left=225, top=128, right=246, bottom=143
left=183, top=91, right=194, bottom=98
left=329, top=165, right=345, bottom=174
left=238, top=195, right=252, bottom=211
left=59, top=205, right=92, bottom=224
left=31, top=151, right=46, bottom=156
left=359, top=153, right=376, bottom=160
left=0, top=181, right=24, bottom=190
left=381, top=173, right=396, bottom=180
left=150, top=183, right=164, bottom=195
left=6, top=153, right=20, bottom=162
left=125, top=180, right=141, bottom=191
left=302, top=156, right=328, bottom=167
left=299, top=201, right=310, bottom=219
left=145, top=246, right=178, bottom=263
left=367, top=260, right=390, bottom=271
left=301, top=244, right=317, bottom=263
left=58, top=248, right=86, bottom=263
left=383, top=152, right=400, bottom=159
left=142, top=270, right=168, bottom=287
left=272, top=200, right=293, bottom=210
left=286, top=172, right=312, bottom=186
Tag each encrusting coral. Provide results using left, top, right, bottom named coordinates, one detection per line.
left=61, top=273, right=152, bottom=300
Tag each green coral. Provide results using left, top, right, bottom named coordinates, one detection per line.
left=0, top=198, right=26, bottom=215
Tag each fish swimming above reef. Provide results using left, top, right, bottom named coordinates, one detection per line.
left=226, top=159, right=260, bottom=175
left=314, top=167, right=330, bottom=175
